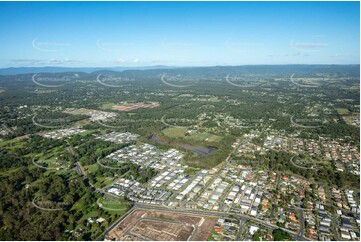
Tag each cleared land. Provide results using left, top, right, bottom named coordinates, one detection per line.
left=111, top=102, right=159, bottom=111
left=107, top=209, right=216, bottom=241
left=162, top=127, right=223, bottom=143
left=64, top=108, right=94, bottom=115
left=342, top=114, right=360, bottom=127
left=335, top=108, right=350, bottom=115
left=131, top=219, right=194, bottom=241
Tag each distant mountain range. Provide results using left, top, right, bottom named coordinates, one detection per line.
left=0, top=64, right=359, bottom=76
left=0, top=65, right=174, bottom=75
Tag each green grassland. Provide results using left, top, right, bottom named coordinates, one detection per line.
left=64, top=108, right=93, bottom=115
left=85, top=164, right=99, bottom=173
left=162, top=127, right=223, bottom=143
left=335, top=108, right=350, bottom=115
left=97, top=197, right=131, bottom=215
left=75, top=119, right=91, bottom=126
left=150, top=128, right=233, bottom=169
left=100, top=102, right=117, bottom=110
left=33, top=89, right=57, bottom=94
left=83, top=163, right=117, bottom=188
left=36, top=157, right=69, bottom=169
left=162, top=127, right=187, bottom=137
left=183, top=167, right=201, bottom=175
left=0, top=138, right=27, bottom=150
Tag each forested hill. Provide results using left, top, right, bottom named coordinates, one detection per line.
left=120, top=64, right=360, bottom=78
left=0, top=64, right=359, bottom=77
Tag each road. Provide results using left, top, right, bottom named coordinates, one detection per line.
left=296, top=207, right=306, bottom=240
left=95, top=139, right=311, bottom=241
left=289, top=156, right=316, bottom=170
left=235, top=219, right=247, bottom=240
left=99, top=139, right=310, bottom=241
left=96, top=207, right=135, bottom=241
left=324, top=185, right=340, bottom=240
left=270, top=173, right=281, bottom=219
left=133, top=203, right=310, bottom=241
left=191, top=142, right=240, bottom=202
left=74, top=163, right=83, bottom=176
left=66, top=140, right=96, bottom=190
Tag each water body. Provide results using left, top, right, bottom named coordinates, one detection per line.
left=149, top=135, right=217, bottom=156
left=149, top=135, right=164, bottom=144
left=178, top=144, right=217, bottom=156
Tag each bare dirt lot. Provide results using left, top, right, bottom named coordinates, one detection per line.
left=131, top=219, right=194, bottom=241
left=112, top=102, right=159, bottom=111
left=108, top=209, right=216, bottom=241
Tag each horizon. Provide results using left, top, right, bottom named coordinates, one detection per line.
left=2, top=63, right=361, bottom=69
left=0, top=1, right=359, bottom=68
left=1, top=63, right=359, bottom=76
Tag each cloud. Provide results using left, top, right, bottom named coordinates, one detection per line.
left=10, top=59, right=44, bottom=66
left=9, top=58, right=82, bottom=66
left=290, top=39, right=328, bottom=52
left=116, top=58, right=126, bottom=63
left=294, top=43, right=328, bottom=48
left=48, top=57, right=82, bottom=65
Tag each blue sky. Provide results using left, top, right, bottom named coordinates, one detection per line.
left=0, top=1, right=359, bottom=67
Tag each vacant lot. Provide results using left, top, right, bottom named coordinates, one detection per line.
left=64, top=108, right=94, bottom=115
left=111, top=102, right=159, bottom=111
left=163, top=127, right=223, bottom=143
left=131, top=219, right=194, bottom=241
left=335, top=108, right=350, bottom=115
left=107, top=209, right=216, bottom=241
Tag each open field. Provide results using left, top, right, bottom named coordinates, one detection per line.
left=33, top=89, right=57, bottom=94
left=64, top=108, right=94, bottom=115
left=335, top=108, right=350, bottom=115
left=74, top=119, right=91, bottom=126
left=162, top=127, right=188, bottom=137
left=162, top=127, right=223, bottom=143
left=97, top=197, right=130, bottom=215
left=342, top=114, right=360, bottom=127
left=111, top=102, right=159, bottom=111
left=0, top=138, right=26, bottom=150
left=107, top=209, right=216, bottom=241
left=131, top=219, right=194, bottom=241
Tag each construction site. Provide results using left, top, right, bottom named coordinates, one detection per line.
left=107, top=209, right=216, bottom=241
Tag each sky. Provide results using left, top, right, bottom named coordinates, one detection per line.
left=0, top=1, right=359, bottom=67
